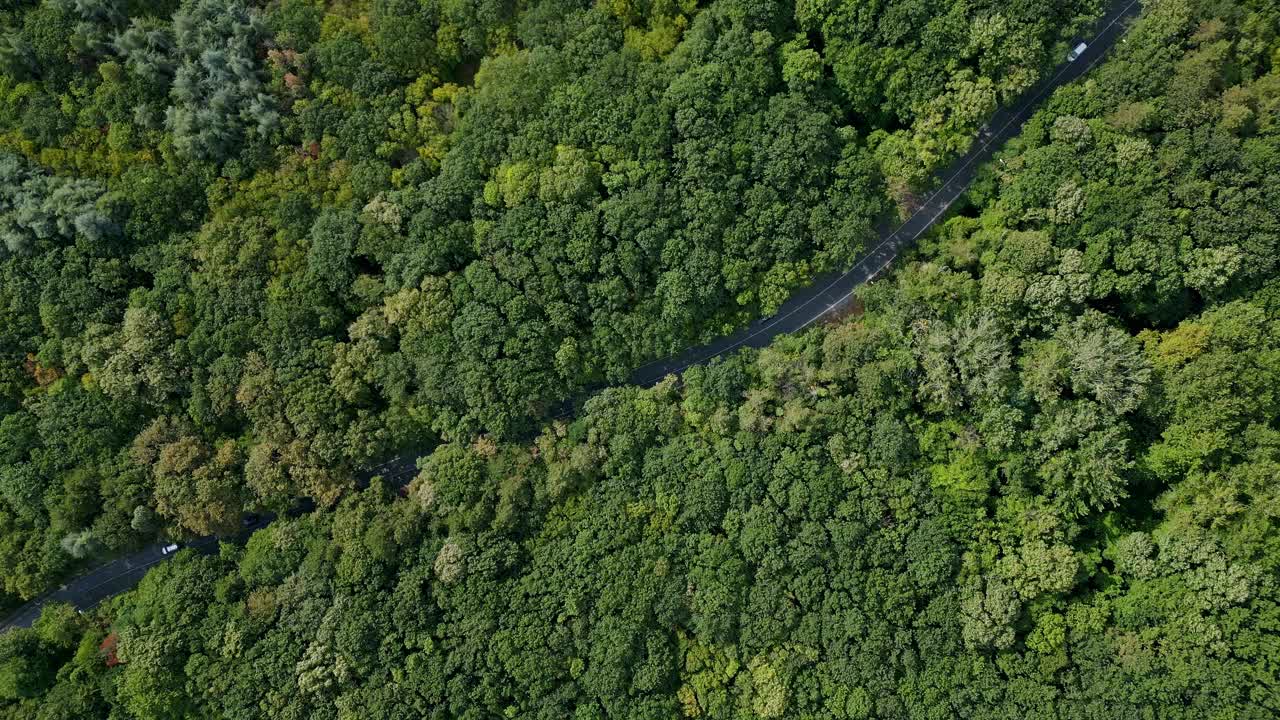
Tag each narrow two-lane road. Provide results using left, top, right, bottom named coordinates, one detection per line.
left=0, top=536, right=223, bottom=631
left=1, top=0, right=1141, bottom=633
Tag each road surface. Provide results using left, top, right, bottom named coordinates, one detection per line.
left=0, top=0, right=1140, bottom=633
left=0, top=536, right=224, bottom=631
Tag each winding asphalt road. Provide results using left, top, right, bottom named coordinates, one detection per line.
left=0, top=0, right=1141, bottom=633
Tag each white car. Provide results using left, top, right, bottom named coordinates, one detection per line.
left=1068, top=42, right=1088, bottom=62
left=161, top=543, right=180, bottom=555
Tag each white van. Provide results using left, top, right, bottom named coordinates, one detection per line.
left=161, top=543, right=180, bottom=555
left=1068, top=43, right=1088, bottom=62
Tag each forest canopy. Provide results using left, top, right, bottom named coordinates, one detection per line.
left=0, top=0, right=1106, bottom=603
left=4, top=0, right=1280, bottom=718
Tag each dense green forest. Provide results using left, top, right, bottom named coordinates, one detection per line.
left=0, top=0, right=1106, bottom=603
left=4, top=0, right=1280, bottom=717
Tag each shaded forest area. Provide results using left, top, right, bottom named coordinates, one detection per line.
left=4, top=0, right=1280, bottom=718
